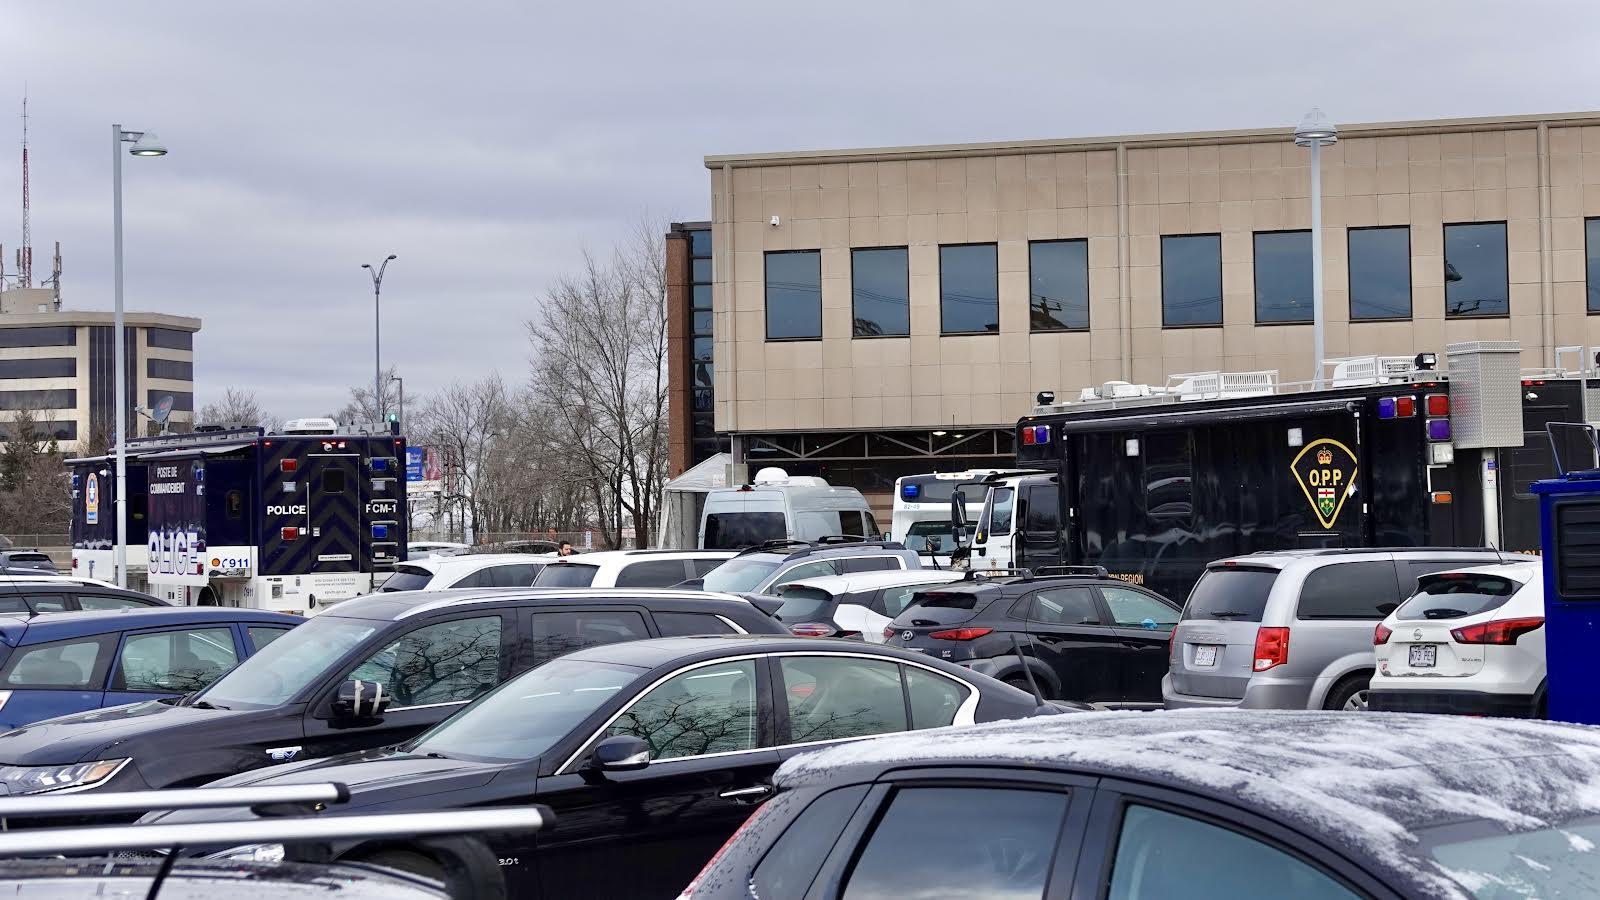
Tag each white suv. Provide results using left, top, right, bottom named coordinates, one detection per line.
left=1368, top=561, right=1546, bottom=718
left=379, top=553, right=554, bottom=592
left=533, top=550, right=735, bottom=589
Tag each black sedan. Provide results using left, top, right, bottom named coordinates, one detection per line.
left=148, top=635, right=1061, bottom=900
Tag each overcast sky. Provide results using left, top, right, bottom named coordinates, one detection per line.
left=3, top=1, right=1597, bottom=419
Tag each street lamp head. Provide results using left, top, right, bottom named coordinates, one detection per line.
left=361, top=263, right=372, bottom=269
left=386, top=254, right=397, bottom=261
left=129, top=132, right=168, bottom=157
left=1294, top=108, right=1338, bottom=146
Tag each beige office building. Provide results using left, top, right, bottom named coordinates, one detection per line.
left=0, top=286, right=199, bottom=449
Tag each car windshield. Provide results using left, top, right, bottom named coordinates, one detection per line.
left=410, top=659, right=644, bottom=762
left=534, top=563, right=599, bottom=588
left=198, top=617, right=380, bottom=709
left=1395, top=572, right=1526, bottom=621
left=1423, top=814, right=1600, bottom=896
left=701, top=558, right=780, bottom=593
left=905, top=521, right=956, bottom=553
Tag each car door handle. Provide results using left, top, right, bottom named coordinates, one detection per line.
left=719, top=785, right=774, bottom=803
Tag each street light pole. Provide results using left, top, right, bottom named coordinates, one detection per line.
left=1295, top=109, right=1338, bottom=389
left=362, top=256, right=397, bottom=423
left=389, top=375, right=404, bottom=428
left=111, top=124, right=166, bottom=588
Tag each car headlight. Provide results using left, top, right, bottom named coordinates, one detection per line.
left=209, top=843, right=286, bottom=863
left=0, top=758, right=128, bottom=794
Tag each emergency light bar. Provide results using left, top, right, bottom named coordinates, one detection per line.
left=902, top=483, right=920, bottom=500
left=1021, top=425, right=1052, bottom=445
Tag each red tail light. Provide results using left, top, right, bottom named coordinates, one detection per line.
left=281, top=527, right=300, bottom=541
left=883, top=626, right=896, bottom=640
left=928, top=627, right=993, bottom=641
left=1168, top=629, right=1176, bottom=663
left=1451, top=617, right=1545, bottom=645
left=787, top=622, right=835, bottom=638
left=1374, top=623, right=1393, bottom=645
left=676, top=799, right=775, bottom=899
left=1252, top=627, right=1289, bottom=672
left=70, top=557, right=78, bottom=569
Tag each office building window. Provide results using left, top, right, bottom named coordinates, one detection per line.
left=0, top=358, right=75, bottom=379
left=1348, top=226, right=1412, bottom=320
left=0, top=389, right=75, bottom=410
left=148, top=390, right=194, bottom=412
left=146, top=358, right=194, bottom=381
left=852, top=247, right=910, bottom=337
left=1029, top=240, right=1089, bottom=331
left=940, top=243, right=999, bottom=334
left=1162, top=234, right=1223, bottom=326
left=766, top=250, right=822, bottom=340
left=1587, top=219, right=1600, bottom=313
left=0, top=420, right=77, bottom=441
left=0, top=327, right=75, bottom=348
left=1444, top=222, right=1508, bottom=317
left=1254, top=231, right=1312, bottom=323
left=146, top=327, right=193, bottom=350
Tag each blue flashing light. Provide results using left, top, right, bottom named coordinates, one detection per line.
left=372, top=524, right=390, bottom=540
left=1377, top=397, right=1397, bottom=420
left=1035, top=425, right=1051, bottom=444
left=371, top=457, right=392, bottom=473
left=902, top=483, right=921, bottom=500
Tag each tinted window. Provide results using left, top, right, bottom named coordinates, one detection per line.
left=767, top=250, right=822, bottom=340
left=381, top=566, right=435, bottom=592
left=905, top=666, right=969, bottom=729
left=1184, top=568, right=1278, bottom=622
left=534, top=563, right=599, bottom=588
left=5, top=639, right=102, bottom=688
left=1400, top=559, right=1493, bottom=595
left=146, top=358, right=194, bottom=380
left=607, top=659, right=757, bottom=759
left=1252, top=230, right=1312, bottom=323
left=900, top=589, right=997, bottom=625
left=1395, top=572, right=1524, bottom=620
left=201, top=618, right=378, bottom=709
left=842, top=787, right=1067, bottom=900
left=769, top=560, right=839, bottom=591
left=703, top=512, right=787, bottom=550
left=781, top=656, right=906, bottom=742
left=1029, top=587, right=1101, bottom=625
left=752, top=786, right=871, bottom=899
left=450, top=569, right=492, bottom=589
left=701, top=558, right=781, bottom=593
left=0, top=596, right=28, bottom=614
left=25, top=593, right=67, bottom=613
left=527, top=609, right=650, bottom=667
left=940, top=244, right=999, bottom=334
left=149, top=390, right=194, bottom=412
left=0, top=357, right=75, bottom=379
left=248, top=626, right=291, bottom=650
left=653, top=611, right=737, bottom=637
left=146, top=327, right=193, bottom=350
left=118, top=627, right=238, bottom=693
left=1349, top=226, right=1412, bottom=319
left=1103, top=586, right=1179, bottom=628
left=774, top=586, right=834, bottom=623
left=614, top=559, right=691, bottom=588
left=1029, top=239, right=1089, bottom=331
left=1162, top=234, right=1223, bottom=326
left=852, top=247, right=910, bottom=337
left=1444, top=222, right=1508, bottom=317
left=0, top=326, right=75, bottom=347
left=839, top=556, right=899, bottom=574
left=984, top=487, right=1015, bottom=536
left=1145, top=432, right=1193, bottom=523
left=905, top=520, right=956, bottom=554
left=1107, top=805, right=1358, bottom=900
left=691, top=557, right=726, bottom=577
left=1590, top=218, right=1600, bottom=313
left=1023, top=484, right=1060, bottom=534
left=348, top=616, right=502, bottom=707
left=77, top=594, right=152, bottom=610
left=839, top=510, right=868, bottom=538
left=880, top=583, right=942, bottom=617
left=0, top=389, right=75, bottom=410
left=1296, top=561, right=1400, bottom=620
left=487, top=563, right=539, bottom=587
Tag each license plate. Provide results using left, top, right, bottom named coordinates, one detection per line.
left=1193, top=645, right=1219, bottom=667
left=1409, top=644, right=1437, bottom=668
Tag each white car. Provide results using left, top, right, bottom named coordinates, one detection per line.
left=771, top=569, right=968, bottom=641
left=1368, top=561, right=1546, bottom=718
left=379, top=553, right=555, bottom=592
left=533, top=550, right=735, bottom=589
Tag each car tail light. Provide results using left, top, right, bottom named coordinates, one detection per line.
left=928, top=627, right=993, bottom=641
left=70, top=557, right=77, bottom=569
left=1451, top=617, right=1545, bottom=645
left=1253, top=627, right=1289, bottom=672
left=788, top=622, right=835, bottom=638
left=676, top=799, right=776, bottom=900
left=883, top=626, right=896, bottom=640
left=1374, top=623, right=1393, bottom=645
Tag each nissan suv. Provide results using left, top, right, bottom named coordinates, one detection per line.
left=1164, top=548, right=1538, bottom=712
left=695, top=539, right=923, bottom=596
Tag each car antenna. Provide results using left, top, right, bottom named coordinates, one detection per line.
left=1008, top=634, right=1046, bottom=706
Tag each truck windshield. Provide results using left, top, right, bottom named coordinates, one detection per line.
left=703, top=512, right=786, bottom=549
left=905, top=521, right=956, bottom=553
left=197, top=617, right=380, bottom=709
left=701, top=558, right=781, bottom=593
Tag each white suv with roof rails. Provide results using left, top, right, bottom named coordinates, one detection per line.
left=379, top=553, right=554, bottom=593
left=533, top=550, right=736, bottom=589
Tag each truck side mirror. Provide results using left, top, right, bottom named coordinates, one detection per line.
left=331, top=679, right=391, bottom=723
left=951, top=491, right=970, bottom=548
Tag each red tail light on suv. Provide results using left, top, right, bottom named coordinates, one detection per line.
left=1253, top=627, right=1289, bottom=672
left=1451, top=617, right=1544, bottom=645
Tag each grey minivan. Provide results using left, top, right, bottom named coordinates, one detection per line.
left=1163, top=548, right=1537, bottom=712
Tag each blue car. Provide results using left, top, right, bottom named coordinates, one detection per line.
left=0, top=607, right=300, bottom=729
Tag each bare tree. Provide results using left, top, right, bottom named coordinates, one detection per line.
left=412, top=373, right=510, bottom=541
left=197, top=387, right=282, bottom=432
left=527, top=217, right=669, bottom=548
left=333, top=366, right=403, bottom=425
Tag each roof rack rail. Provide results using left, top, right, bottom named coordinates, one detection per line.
left=813, top=535, right=869, bottom=544
left=1032, top=565, right=1111, bottom=578
left=734, top=539, right=816, bottom=557
left=963, top=567, right=1033, bottom=581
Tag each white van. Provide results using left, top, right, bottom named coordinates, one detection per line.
left=699, top=468, right=880, bottom=549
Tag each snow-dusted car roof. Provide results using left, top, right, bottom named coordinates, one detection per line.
left=779, top=709, right=1600, bottom=899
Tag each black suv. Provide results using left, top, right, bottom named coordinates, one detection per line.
left=884, top=568, right=1179, bottom=708
left=696, top=538, right=924, bottom=596
left=0, top=588, right=784, bottom=807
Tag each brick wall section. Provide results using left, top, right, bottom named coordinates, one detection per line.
left=665, top=228, right=692, bottom=477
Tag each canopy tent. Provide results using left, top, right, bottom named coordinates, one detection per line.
left=655, top=453, right=731, bottom=549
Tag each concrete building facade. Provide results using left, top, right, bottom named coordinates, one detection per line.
left=0, top=286, right=199, bottom=448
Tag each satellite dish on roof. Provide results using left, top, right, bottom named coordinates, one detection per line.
left=152, top=395, right=175, bottom=425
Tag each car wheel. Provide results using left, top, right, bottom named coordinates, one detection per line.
left=354, top=848, right=444, bottom=881
left=1325, top=675, right=1371, bottom=712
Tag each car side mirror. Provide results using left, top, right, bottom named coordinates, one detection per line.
left=331, top=679, right=391, bottom=723
left=591, top=735, right=650, bottom=772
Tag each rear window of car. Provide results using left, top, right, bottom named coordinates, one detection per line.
left=4, top=638, right=104, bottom=688
left=1295, top=560, right=1401, bottom=621
left=1183, top=567, right=1279, bottom=622
left=380, top=566, right=434, bottom=592
left=896, top=588, right=998, bottom=625
left=703, top=512, right=787, bottom=550
left=774, top=586, right=834, bottom=623
left=614, top=559, right=690, bottom=588
left=1394, top=573, right=1525, bottom=621
left=534, top=563, right=600, bottom=588
left=7, top=553, right=51, bottom=564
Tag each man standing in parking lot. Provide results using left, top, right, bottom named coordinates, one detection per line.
left=558, top=541, right=574, bottom=556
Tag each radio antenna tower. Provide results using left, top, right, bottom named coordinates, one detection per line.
left=18, top=92, right=31, bottom=288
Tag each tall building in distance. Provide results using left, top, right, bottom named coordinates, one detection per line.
left=0, top=282, right=200, bottom=449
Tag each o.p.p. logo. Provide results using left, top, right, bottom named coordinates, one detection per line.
left=1291, top=439, right=1358, bottom=530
